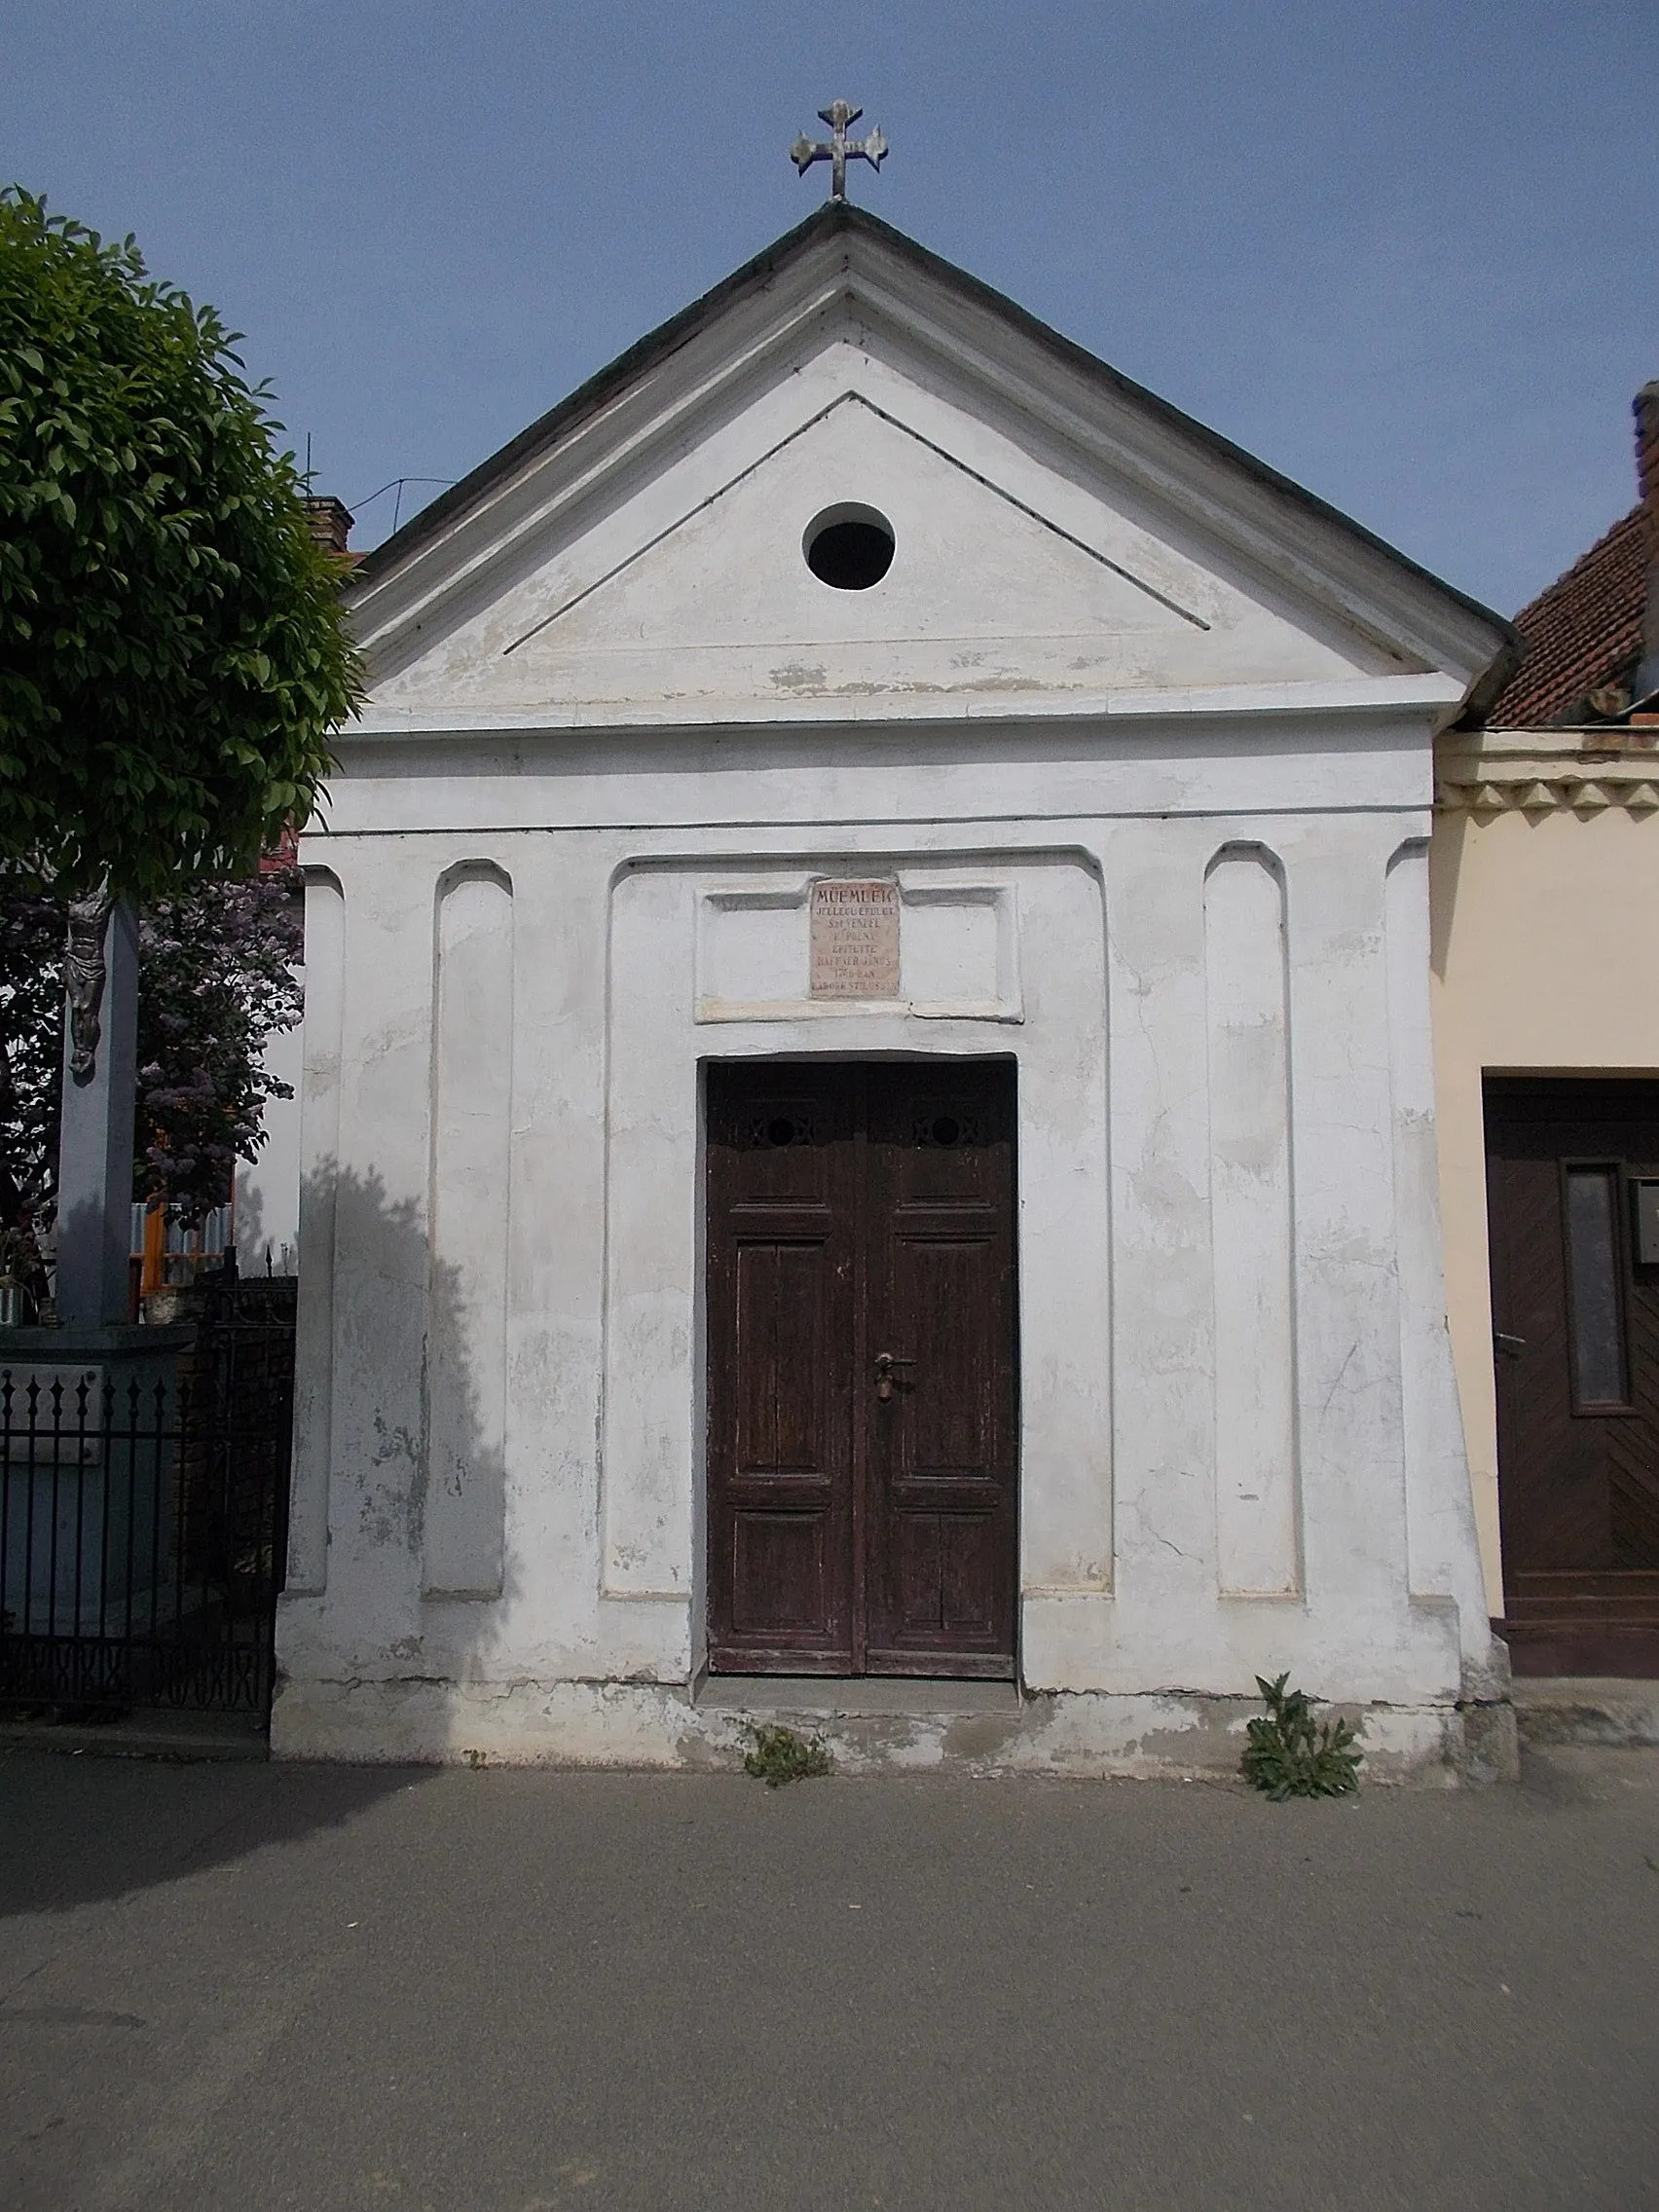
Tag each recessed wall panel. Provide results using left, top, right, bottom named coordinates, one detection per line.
left=286, top=869, right=345, bottom=1596
left=424, top=866, right=513, bottom=1598
left=1205, top=848, right=1300, bottom=1596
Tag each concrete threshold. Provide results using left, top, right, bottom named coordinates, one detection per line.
left=0, top=1708, right=269, bottom=1762
left=694, top=1676, right=1021, bottom=1718
left=1511, top=1677, right=1659, bottom=1750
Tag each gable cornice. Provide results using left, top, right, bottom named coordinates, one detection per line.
left=348, top=205, right=1516, bottom=710
left=348, top=254, right=854, bottom=663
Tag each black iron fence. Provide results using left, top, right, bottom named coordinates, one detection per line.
left=0, top=1293, right=294, bottom=1717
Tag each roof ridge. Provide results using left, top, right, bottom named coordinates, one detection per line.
left=1511, top=501, right=1643, bottom=630
left=1486, top=502, right=1647, bottom=727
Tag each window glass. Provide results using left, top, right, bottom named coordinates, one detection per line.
left=1566, top=1166, right=1628, bottom=1406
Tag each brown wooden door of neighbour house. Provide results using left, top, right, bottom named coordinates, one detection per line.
left=706, top=1060, right=1018, bottom=1677
left=1486, top=1079, right=1659, bottom=1675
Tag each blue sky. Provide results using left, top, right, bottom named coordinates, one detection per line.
left=6, top=2, right=1654, bottom=613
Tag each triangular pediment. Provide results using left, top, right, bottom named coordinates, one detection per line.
left=348, top=207, right=1512, bottom=732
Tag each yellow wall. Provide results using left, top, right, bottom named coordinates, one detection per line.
left=1430, top=794, right=1659, bottom=1614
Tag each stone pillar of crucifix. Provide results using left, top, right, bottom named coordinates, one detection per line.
left=790, top=99, right=889, bottom=201
left=54, top=893, right=140, bottom=1326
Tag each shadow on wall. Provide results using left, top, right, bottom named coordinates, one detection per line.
left=1427, top=804, right=1467, bottom=984
left=234, top=1172, right=268, bottom=1272
left=233, top=1171, right=296, bottom=1277
left=279, top=1161, right=520, bottom=1755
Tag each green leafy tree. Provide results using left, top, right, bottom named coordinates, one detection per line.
left=0, top=887, right=60, bottom=1242
left=0, top=187, right=357, bottom=1283
left=0, top=186, right=358, bottom=900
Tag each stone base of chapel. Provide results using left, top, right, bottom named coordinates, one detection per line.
left=270, top=1670, right=1519, bottom=1787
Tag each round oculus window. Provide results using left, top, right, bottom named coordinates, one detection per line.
left=803, top=504, right=895, bottom=590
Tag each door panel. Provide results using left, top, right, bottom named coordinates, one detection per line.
left=706, top=1059, right=1018, bottom=1677
left=865, top=1065, right=1018, bottom=1674
left=730, top=1513, right=829, bottom=1638
left=734, top=1241, right=829, bottom=1474
left=1487, top=1079, right=1659, bottom=1676
left=899, top=1240, right=1000, bottom=1474
left=707, top=1066, right=855, bottom=1672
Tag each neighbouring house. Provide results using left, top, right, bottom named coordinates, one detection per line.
left=273, top=203, right=1517, bottom=1775
left=1432, top=384, right=1659, bottom=1677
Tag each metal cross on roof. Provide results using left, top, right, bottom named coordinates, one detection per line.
left=790, top=99, right=888, bottom=201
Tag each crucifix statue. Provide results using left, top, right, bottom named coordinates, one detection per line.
left=790, top=99, right=888, bottom=201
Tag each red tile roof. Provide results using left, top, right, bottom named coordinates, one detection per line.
left=1486, top=504, right=1648, bottom=726
left=259, top=822, right=300, bottom=874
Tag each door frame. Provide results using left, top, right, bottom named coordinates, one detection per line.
left=1485, top=1073, right=1659, bottom=1675
left=697, top=1051, right=1022, bottom=1682
left=601, top=858, right=1109, bottom=1676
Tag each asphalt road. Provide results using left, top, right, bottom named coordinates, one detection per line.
left=2, top=1741, right=1657, bottom=2211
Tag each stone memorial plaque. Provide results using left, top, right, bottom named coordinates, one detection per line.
left=809, top=879, right=901, bottom=1000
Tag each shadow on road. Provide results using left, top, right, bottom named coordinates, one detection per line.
left=0, top=1751, right=430, bottom=1923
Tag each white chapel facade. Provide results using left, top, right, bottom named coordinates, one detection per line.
left=274, top=204, right=1515, bottom=1775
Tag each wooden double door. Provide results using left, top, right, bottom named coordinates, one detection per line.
left=706, top=1059, right=1018, bottom=1677
left=1487, top=1079, right=1659, bottom=1675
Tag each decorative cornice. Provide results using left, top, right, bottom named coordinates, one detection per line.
left=346, top=672, right=1462, bottom=742
left=1435, top=726, right=1659, bottom=817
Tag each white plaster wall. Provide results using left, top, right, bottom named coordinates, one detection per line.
left=275, top=705, right=1488, bottom=1759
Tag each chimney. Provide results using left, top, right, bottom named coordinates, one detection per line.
left=301, top=494, right=354, bottom=557
left=1637, top=383, right=1659, bottom=700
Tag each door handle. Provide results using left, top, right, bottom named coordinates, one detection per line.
left=873, top=1351, right=915, bottom=1402
left=1493, top=1331, right=1526, bottom=1360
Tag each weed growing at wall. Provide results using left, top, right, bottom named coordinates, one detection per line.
left=1241, top=1673, right=1361, bottom=1799
left=743, top=1724, right=831, bottom=1787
